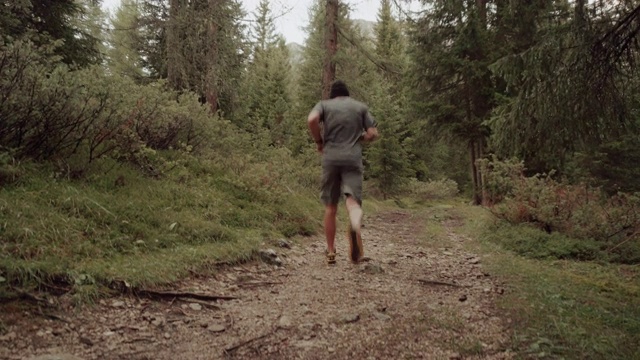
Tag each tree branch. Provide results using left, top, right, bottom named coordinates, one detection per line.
left=336, top=26, right=402, bottom=75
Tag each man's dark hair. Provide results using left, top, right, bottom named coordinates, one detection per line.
left=329, top=80, right=350, bottom=99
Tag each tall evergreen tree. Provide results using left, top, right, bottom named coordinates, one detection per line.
left=408, top=0, right=493, bottom=204
left=137, top=0, right=169, bottom=79
left=162, top=0, right=247, bottom=114
left=0, top=0, right=101, bottom=67
left=108, top=0, right=146, bottom=80
left=240, top=0, right=292, bottom=147
left=367, top=0, right=412, bottom=197
left=489, top=0, right=639, bottom=174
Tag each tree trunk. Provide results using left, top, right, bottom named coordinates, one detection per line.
left=167, top=0, right=181, bottom=90
left=476, top=0, right=486, bottom=25
left=476, top=138, right=488, bottom=206
left=322, top=0, right=338, bottom=100
left=469, top=140, right=481, bottom=205
left=206, top=0, right=219, bottom=114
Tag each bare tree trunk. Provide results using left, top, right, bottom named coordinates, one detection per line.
left=469, top=140, right=481, bottom=205
left=167, top=0, right=181, bottom=90
left=476, top=138, right=488, bottom=205
left=206, top=0, right=219, bottom=114
left=473, top=0, right=487, bottom=206
left=322, top=0, right=338, bottom=100
left=476, top=0, right=486, bottom=25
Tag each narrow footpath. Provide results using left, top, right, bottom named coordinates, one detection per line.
left=1, top=209, right=514, bottom=360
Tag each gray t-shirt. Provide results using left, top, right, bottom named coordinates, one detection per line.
left=313, top=97, right=377, bottom=166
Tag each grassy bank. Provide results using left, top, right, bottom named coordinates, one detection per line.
left=0, top=151, right=322, bottom=301
left=455, top=205, right=640, bottom=360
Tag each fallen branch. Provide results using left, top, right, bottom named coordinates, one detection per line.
left=238, top=281, right=282, bottom=288
left=224, top=330, right=275, bottom=354
left=135, top=289, right=237, bottom=302
left=37, top=311, right=70, bottom=323
left=177, top=298, right=221, bottom=310
left=0, top=290, right=50, bottom=304
left=417, top=279, right=465, bottom=288
left=336, top=26, right=402, bottom=75
left=607, top=229, right=639, bottom=252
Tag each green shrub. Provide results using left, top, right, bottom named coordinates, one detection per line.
left=0, top=39, right=217, bottom=173
left=482, top=222, right=602, bottom=261
left=480, top=157, right=640, bottom=263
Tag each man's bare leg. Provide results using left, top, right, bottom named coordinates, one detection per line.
left=345, top=196, right=362, bottom=230
left=345, top=196, right=364, bottom=262
left=324, top=204, right=338, bottom=253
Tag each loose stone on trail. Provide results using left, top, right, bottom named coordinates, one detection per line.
left=277, top=239, right=292, bottom=249
left=259, top=249, right=283, bottom=266
left=278, top=315, right=293, bottom=329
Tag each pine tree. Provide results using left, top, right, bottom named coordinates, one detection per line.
left=164, top=0, right=247, bottom=114
left=251, top=0, right=278, bottom=54
left=108, top=0, right=145, bottom=80
left=137, top=0, right=169, bottom=80
left=367, top=0, right=412, bottom=197
left=239, top=0, right=292, bottom=147
left=367, top=81, right=412, bottom=198
left=488, top=1, right=639, bottom=174
left=408, top=0, right=493, bottom=204
left=75, top=0, right=109, bottom=59
left=1, top=0, right=101, bottom=67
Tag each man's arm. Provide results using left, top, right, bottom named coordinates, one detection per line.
left=307, top=109, right=323, bottom=152
left=362, top=108, right=379, bottom=143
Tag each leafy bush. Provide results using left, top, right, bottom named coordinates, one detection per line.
left=482, top=222, right=602, bottom=261
left=0, top=39, right=216, bottom=175
left=480, top=157, right=640, bottom=263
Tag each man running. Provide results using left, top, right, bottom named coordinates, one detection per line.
left=307, top=80, right=379, bottom=264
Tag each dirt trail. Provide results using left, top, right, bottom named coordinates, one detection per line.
left=1, top=209, right=513, bottom=360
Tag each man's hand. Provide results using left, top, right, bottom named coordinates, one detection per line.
left=308, top=110, right=324, bottom=154
left=362, top=127, right=379, bottom=143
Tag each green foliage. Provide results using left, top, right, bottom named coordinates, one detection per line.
left=407, top=0, right=493, bottom=202
left=135, top=0, right=169, bottom=79
left=367, top=83, right=412, bottom=197
left=0, top=39, right=216, bottom=169
left=481, top=158, right=640, bottom=263
left=108, top=0, right=146, bottom=80
left=488, top=1, right=639, bottom=174
left=237, top=0, right=293, bottom=147
left=365, top=0, right=413, bottom=197
left=483, top=222, right=602, bottom=261
left=165, top=0, right=247, bottom=114
left=407, top=0, right=492, bottom=141
left=0, top=144, right=320, bottom=295
left=568, top=135, right=640, bottom=194
left=405, top=178, right=459, bottom=202
left=0, top=0, right=101, bottom=67
left=454, top=205, right=640, bottom=360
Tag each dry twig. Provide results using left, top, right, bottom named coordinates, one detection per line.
left=224, top=330, right=275, bottom=354
left=417, top=279, right=466, bottom=288
left=136, top=289, right=237, bottom=302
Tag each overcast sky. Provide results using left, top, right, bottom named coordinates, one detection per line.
left=101, top=0, right=403, bottom=45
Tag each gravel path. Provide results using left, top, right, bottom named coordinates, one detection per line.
left=1, top=209, right=514, bottom=360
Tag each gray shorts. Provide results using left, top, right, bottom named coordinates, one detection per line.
left=320, top=163, right=363, bottom=206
